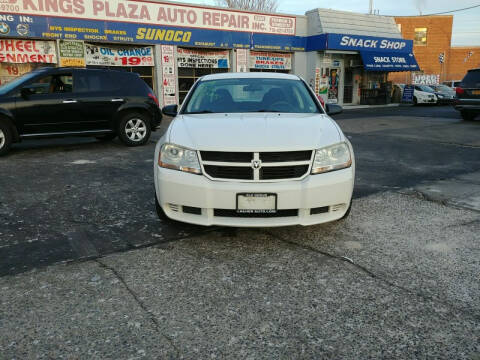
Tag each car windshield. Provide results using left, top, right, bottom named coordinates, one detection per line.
left=0, top=71, right=39, bottom=95
left=418, top=85, right=435, bottom=93
left=183, top=78, right=321, bottom=114
left=434, top=85, right=455, bottom=93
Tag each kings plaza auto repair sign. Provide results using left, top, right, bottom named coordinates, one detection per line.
left=1, top=0, right=296, bottom=35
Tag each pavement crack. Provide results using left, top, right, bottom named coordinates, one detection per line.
left=265, top=231, right=480, bottom=322
left=95, top=259, right=180, bottom=358
left=397, top=189, right=480, bottom=213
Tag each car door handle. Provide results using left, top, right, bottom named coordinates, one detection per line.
left=62, top=99, right=77, bottom=104
left=111, top=98, right=124, bottom=102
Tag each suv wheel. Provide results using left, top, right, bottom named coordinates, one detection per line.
left=0, top=122, right=12, bottom=156
left=118, top=112, right=151, bottom=146
left=461, top=111, right=476, bottom=121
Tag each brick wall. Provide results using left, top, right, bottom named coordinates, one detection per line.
left=389, top=16, right=453, bottom=84
left=447, top=47, right=480, bottom=81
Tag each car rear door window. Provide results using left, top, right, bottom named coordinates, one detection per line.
left=461, top=71, right=480, bottom=88
left=74, top=71, right=117, bottom=93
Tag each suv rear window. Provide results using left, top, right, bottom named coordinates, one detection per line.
left=461, top=70, right=480, bottom=88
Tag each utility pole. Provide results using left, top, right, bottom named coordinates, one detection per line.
left=369, top=0, right=373, bottom=14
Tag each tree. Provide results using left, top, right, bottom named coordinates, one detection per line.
left=215, top=0, right=279, bottom=13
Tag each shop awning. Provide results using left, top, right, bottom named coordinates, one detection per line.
left=360, top=51, right=420, bottom=72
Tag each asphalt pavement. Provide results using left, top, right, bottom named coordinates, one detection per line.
left=0, top=105, right=479, bottom=359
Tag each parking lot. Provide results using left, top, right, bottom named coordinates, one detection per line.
left=1, top=105, right=479, bottom=358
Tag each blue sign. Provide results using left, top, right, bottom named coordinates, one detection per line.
left=0, top=13, right=305, bottom=51
left=306, top=33, right=414, bottom=54
left=360, top=51, right=419, bottom=71
left=401, top=85, right=414, bottom=103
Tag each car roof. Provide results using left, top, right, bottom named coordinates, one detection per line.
left=35, top=67, right=135, bottom=75
left=199, top=72, right=302, bottom=81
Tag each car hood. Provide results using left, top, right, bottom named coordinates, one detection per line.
left=167, top=113, right=343, bottom=152
left=415, top=90, right=435, bottom=96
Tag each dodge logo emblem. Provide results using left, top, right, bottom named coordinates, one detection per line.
left=251, top=160, right=262, bottom=169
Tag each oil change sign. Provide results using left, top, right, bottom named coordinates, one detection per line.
left=85, top=43, right=154, bottom=66
left=176, top=48, right=229, bottom=68
left=249, top=51, right=291, bottom=70
left=0, top=39, right=57, bottom=63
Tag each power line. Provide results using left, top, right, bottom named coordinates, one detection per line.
left=391, top=3, right=480, bottom=16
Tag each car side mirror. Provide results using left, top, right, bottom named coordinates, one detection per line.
left=20, top=87, right=32, bottom=99
left=162, top=104, right=178, bottom=117
left=326, top=104, right=343, bottom=116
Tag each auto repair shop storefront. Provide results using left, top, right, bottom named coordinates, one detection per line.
left=0, top=0, right=304, bottom=107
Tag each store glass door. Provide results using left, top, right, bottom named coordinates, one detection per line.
left=343, top=68, right=353, bottom=104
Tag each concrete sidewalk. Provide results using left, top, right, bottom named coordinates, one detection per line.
left=342, top=103, right=402, bottom=110
left=1, top=192, right=479, bottom=359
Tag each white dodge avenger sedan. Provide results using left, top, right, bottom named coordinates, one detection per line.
left=154, top=73, right=354, bottom=227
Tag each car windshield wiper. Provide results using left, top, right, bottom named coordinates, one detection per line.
left=184, top=110, right=214, bottom=114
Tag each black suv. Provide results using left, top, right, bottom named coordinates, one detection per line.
left=454, top=68, right=480, bottom=121
left=0, top=67, right=162, bottom=155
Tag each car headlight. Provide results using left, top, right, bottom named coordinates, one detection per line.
left=437, top=94, right=444, bottom=98
left=311, top=142, right=352, bottom=174
left=158, top=143, right=201, bottom=174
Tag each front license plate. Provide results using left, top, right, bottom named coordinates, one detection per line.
left=472, top=90, right=480, bottom=95
left=237, top=193, right=277, bottom=214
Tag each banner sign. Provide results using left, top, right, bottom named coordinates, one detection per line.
left=249, top=51, right=291, bottom=70
left=412, top=74, right=440, bottom=85
left=0, top=14, right=304, bottom=51
left=360, top=51, right=419, bottom=71
left=176, top=48, right=229, bottom=68
left=161, top=45, right=177, bottom=106
left=2, top=0, right=295, bottom=36
left=236, top=49, right=248, bottom=72
left=85, top=43, right=154, bottom=66
left=59, top=40, right=85, bottom=67
left=0, top=39, right=56, bottom=63
left=0, top=62, right=36, bottom=85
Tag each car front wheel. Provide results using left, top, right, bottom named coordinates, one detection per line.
left=118, top=112, right=151, bottom=146
left=0, top=122, right=12, bottom=156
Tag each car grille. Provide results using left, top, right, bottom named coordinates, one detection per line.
left=200, top=151, right=313, bottom=181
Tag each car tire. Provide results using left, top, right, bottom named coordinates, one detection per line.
left=95, top=133, right=117, bottom=141
left=118, top=112, right=151, bottom=146
left=413, top=97, right=418, bottom=105
left=461, top=111, right=476, bottom=121
left=0, top=121, right=12, bottom=156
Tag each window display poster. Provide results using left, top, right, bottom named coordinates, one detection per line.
left=0, top=39, right=57, bottom=64
left=328, top=68, right=339, bottom=104
left=161, top=45, right=177, bottom=106
left=59, top=40, right=85, bottom=67
left=177, top=48, right=229, bottom=68
left=85, top=44, right=154, bottom=66
left=236, top=49, right=248, bottom=72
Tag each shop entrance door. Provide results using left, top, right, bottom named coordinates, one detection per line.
left=343, top=68, right=353, bottom=104
left=321, top=67, right=341, bottom=104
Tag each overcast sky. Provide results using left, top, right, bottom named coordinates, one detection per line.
left=177, top=0, right=480, bottom=46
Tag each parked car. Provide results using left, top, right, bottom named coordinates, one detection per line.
left=454, top=68, right=480, bottom=121
left=0, top=67, right=162, bottom=156
left=442, top=80, right=462, bottom=90
left=413, top=85, right=438, bottom=105
left=154, top=73, right=354, bottom=227
left=430, top=84, right=456, bottom=104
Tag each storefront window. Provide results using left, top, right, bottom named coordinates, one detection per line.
left=414, top=28, right=427, bottom=46
left=249, top=51, right=292, bottom=73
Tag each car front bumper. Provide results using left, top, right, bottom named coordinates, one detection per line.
left=154, top=167, right=354, bottom=227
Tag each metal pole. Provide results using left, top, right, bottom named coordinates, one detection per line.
left=369, top=0, right=373, bottom=14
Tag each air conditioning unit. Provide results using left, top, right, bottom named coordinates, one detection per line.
left=349, top=59, right=362, bottom=67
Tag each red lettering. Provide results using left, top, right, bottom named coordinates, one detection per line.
left=22, top=0, right=38, bottom=11
left=157, top=8, right=167, bottom=22
left=212, top=13, right=220, bottom=26
left=92, top=0, right=103, bottom=15
left=73, top=0, right=84, bottom=14
left=116, top=3, right=127, bottom=17
left=32, top=40, right=39, bottom=52
left=221, top=14, right=228, bottom=27
left=139, top=5, right=150, bottom=20
left=4, top=40, right=14, bottom=52
left=45, top=0, right=58, bottom=12
left=24, top=41, right=32, bottom=52
left=186, top=10, right=196, bottom=24
left=203, top=12, right=211, bottom=25
left=105, top=1, right=115, bottom=17
left=242, top=16, right=249, bottom=29
left=59, top=0, right=72, bottom=13
left=127, top=4, right=138, bottom=19
left=177, top=9, right=186, bottom=23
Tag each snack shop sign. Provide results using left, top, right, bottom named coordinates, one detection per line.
left=6, top=0, right=295, bottom=35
